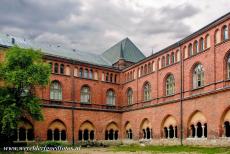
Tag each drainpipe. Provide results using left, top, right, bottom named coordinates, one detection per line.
left=179, top=43, right=184, bottom=145
left=71, top=61, right=75, bottom=145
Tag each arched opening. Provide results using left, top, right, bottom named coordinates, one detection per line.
left=79, top=121, right=95, bottom=141
left=16, top=119, right=34, bottom=141
left=143, top=82, right=151, bottom=101
left=125, top=122, right=133, bottom=139
left=105, top=122, right=119, bottom=140
left=188, top=111, right=207, bottom=138
left=140, top=119, right=152, bottom=140
left=47, top=119, right=67, bottom=141
left=162, top=115, right=177, bottom=139
left=192, top=64, right=204, bottom=89
left=221, top=108, right=230, bottom=137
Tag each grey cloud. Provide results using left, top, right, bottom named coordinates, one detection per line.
left=0, top=0, right=202, bottom=55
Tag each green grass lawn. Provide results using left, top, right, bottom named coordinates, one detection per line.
left=111, top=145, right=230, bottom=154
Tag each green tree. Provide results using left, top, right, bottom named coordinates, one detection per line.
left=0, top=46, right=51, bottom=138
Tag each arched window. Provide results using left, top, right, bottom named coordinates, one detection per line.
left=60, top=64, right=64, bottom=74
left=227, top=55, right=230, bottom=79
left=199, top=37, right=204, bottom=51
left=50, top=81, right=62, bottom=100
left=188, top=44, right=193, bottom=56
left=54, top=63, right=59, bottom=74
left=49, top=62, right=53, bottom=73
left=106, top=90, right=115, bottom=106
left=166, top=74, right=175, bottom=96
left=215, top=29, right=221, bottom=44
left=193, top=64, right=204, bottom=89
left=106, top=73, right=109, bottom=81
left=89, top=69, right=93, bottom=79
left=193, top=41, right=198, bottom=54
left=84, top=69, right=88, bottom=78
left=166, top=54, right=170, bottom=66
left=222, top=25, right=229, bottom=41
left=80, top=86, right=90, bottom=103
left=171, top=52, right=175, bottom=64
left=110, top=74, right=113, bottom=82
left=162, top=56, right=165, bottom=68
left=127, top=88, right=133, bottom=105
left=79, top=68, right=83, bottom=78
left=143, top=82, right=151, bottom=101
left=205, top=34, right=210, bottom=48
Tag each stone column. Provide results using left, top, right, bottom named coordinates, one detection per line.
left=150, top=129, right=152, bottom=139
left=113, top=132, right=115, bottom=140
left=222, top=125, right=226, bottom=137
left=52, top=130, right=54, bottom=141
left=59, top=131, right=62, bottom=141
left=201, top=125, right=205, bottom=138
left=167, top=128, right=170, bottom=139
left=173, top=127, right=176, bottom=138
left=17, top=128, right=20, bottom=141
left=82, top=132, right=84, bottom=141
left=195, top=126, right=198, bottom=138
left=25, top=129, right=28, bottom=141
left=88, top=131, right=90, bottom=141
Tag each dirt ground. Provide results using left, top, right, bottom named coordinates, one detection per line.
left=49, top=147, right=196, bottom=154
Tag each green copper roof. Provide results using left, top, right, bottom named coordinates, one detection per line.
left=102, top=38, right=146, bottom=64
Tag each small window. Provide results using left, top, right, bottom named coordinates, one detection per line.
left=79, top=68, right=83, bottom=78
left=223, top=25, right=229, bottom=41
left=188, top=44, right=193, bottom=56
left=166, top=54, right=170, bottom=66
left=89, top=69, right=93, bottom=79
left=200, top=38, right=204, bottom=51
left=84, top=69, right=88, bottom=78
left=162, top=57, right=165, bottom=68
left=193, top=41, right=198, bottom=54
left=60, top=64, right=64, bottom=74
left=171, top=53, right=175, bottom=64
left=49, top=62, right=53, bottom=73
left=54, top=63, right=59, bottom=74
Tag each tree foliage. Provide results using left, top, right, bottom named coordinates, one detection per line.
left=0, top=46, right=51, bottom=136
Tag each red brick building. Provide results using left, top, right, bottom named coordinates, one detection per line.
left=1, top=12, right=230, bottom=145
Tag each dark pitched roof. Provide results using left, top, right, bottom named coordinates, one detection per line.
left=102, top=38, right=146, bottom=64
left=0, top=34, right=145, bottom=67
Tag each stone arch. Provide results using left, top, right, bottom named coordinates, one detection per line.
left=47, top=119, right=67, bottom=141
left=140, top=118, right=152, bottom=139
left=220, top=107, right=230, bottom=137
left=161, top=115, right=177, bottom=139
left=79, top=120, right=95, bottom=141
left=105, top=122, right=119, bottom=140
left=187, top=111, right=207, bottom=138
left=124, top=121, right=132, bottom=139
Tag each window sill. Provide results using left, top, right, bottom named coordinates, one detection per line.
left=191, top=86, right=205, bottom=91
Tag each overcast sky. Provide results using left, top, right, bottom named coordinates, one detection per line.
left=0, top=0, right=229, bottom=56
